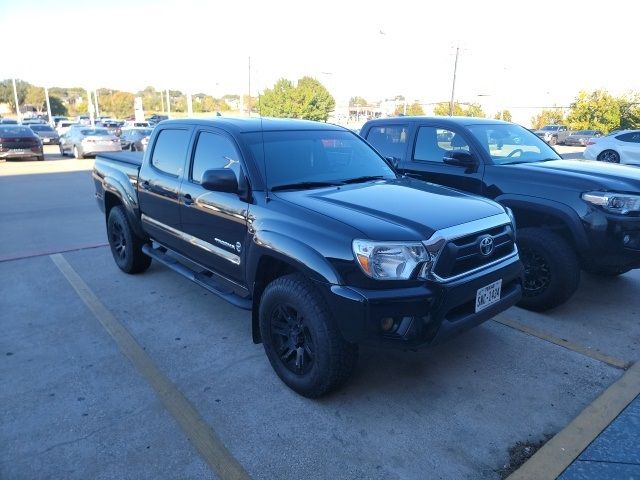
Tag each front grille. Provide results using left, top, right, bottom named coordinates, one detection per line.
left=432, top=224, right=516, bottom=280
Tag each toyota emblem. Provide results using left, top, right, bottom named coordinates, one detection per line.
left=479, top=236, right=494, bottom=256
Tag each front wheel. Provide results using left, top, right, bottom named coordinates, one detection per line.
left=517, top=228, right=580, bottom=311
left=107, top=206, right=152, bottom=274
left=597, top=149, right=620, bottom=163
left=259, top=274, right=358, bottom=398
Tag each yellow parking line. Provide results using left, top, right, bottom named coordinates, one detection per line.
left=50, top=253, right=251, bottom=480
left=508, top=360, right=640, bottom=480
left=492, top=314, right=630, bottom=370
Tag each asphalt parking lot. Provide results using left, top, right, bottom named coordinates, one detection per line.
left=1, top=145, right=638, bottom=479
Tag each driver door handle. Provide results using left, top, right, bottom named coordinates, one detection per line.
left=183, top=193, right=194, bottom=206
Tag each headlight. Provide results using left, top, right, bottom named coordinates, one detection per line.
left=504, top=206, right=516, bottom=230
left=352, top=240, right=431, bottom=280
left=582, top=192, right=640, bottom=215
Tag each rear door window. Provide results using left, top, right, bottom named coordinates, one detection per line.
left=150, top=129, right=190, bottom=176
left=413, top=127, right=469, bottom=162
left=365, top=125, right=409, bottom=160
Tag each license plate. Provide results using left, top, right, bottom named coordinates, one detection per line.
left=10, top=149, right=26, bottom=153
left=475, top=279, right=502, bottom=313
left=42, top=138, right=50, bottom=143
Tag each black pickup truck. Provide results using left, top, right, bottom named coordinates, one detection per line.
left=93, top=118, right=522, bottom=397
left=361, top=117, right=640, bottom=311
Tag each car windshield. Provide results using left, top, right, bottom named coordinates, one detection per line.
left=80, top=128, right=109, bottom=136
left=575, top=130, right=595, bottom=135
left=30, top=125, right=54, bottom=132
left=245, top=129, right=396, bottom=190
left=135, top=129, right=152, bottom=136
left=541, top=126, right=560, bottom=131
left=467, top=124, right=562, bottom=165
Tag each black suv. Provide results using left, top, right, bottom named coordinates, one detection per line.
left=361, top=117, right=640, bottom=311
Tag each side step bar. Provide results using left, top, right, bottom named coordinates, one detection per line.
left=142, top=244, right=252, bottom=310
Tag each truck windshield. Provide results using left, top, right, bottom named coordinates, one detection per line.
left=245, top=130, right=396, bottom=190
left=467, top=124, right=562, bottom=165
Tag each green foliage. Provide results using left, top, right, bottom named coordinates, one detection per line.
left=25, top=86, right=45, bottom=110
left=530, top=109, right=565, bottom=129
left=433, top=102, right=485, bottom=117
left=566, top=90, right=620, bottom=133
left=101, top=91, right=135, bottom=118
left=494, top=110, right=512, bottom=122
left=406, top=102, right=425, bottom=116
left=49, top=96, right=67, bottom=116
left=618, top=94, right=640, bottom=130
left=349, top=96, right=368, bottom=107
left=0, top=79, right=31, bottom=110
left=259, top=77, right=335, bottom=121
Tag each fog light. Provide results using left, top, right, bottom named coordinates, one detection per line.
left=623, top=234, right=631, bottom=245
left=380, top=317, right=395, bottom=332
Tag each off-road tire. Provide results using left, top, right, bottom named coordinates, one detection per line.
left=259, top=273, right=358, bottom=398
left=106, top=206, right=152, bottom=274
left=517, top=228, right=580, bottom=311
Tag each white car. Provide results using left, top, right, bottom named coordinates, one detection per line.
left=583, top=130, right=640, bottom=165
left=56, top=121, right=79, bottom=137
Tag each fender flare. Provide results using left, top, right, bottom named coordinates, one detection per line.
left=495, top=194, right=590, bottom=252
left=102, top=175, right=146, bottom=239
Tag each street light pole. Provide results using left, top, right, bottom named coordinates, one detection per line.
left=166, top=89, right=171, bottom=117
left=12, top=78, right=21, bottom=122
left=94, top=90, right=100, bottom=118
left=449, top=46, right=459, bottom=116
left=186, top=90, right=193, bottom=116
left=44, top=86, right=53, bottom=126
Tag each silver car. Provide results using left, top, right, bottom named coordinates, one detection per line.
left=59, top=126, right=121, bottom=158
left=564, top=129, right=603, bottom=146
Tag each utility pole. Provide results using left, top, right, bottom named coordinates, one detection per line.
left=86, top=89, right=95, bottom=126
left=94, top=90, right=100, bottom=118
left=186, top=90, right=193, bottom=116
left=12, top=78, right=21, bottom=122
left=248, top=56, right=251, bottom=117
left=160, top=89, right=165, bottom=114
left=166, top=89, right=171, bottom=117
left=449, top=46, right=459, bottom=116
left=44, top=86, right=53, bottom=126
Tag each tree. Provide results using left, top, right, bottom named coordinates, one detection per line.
left=349, top=96, right=368, bottom=107
left=0, top=79, right=31, bottom=110
left=406, top=101, right=424, bottom=116
left=566, top=90, right=620, bottom=133
left=433, top=102, right=485, bottom=117
left=25, top=86, right=45, bottom=111
left=619, top=94, right=640, bottom=130
left=49, top=96, right=67, bottom=116
left=259, top=77, right=335, bottom=121
left=530, top=108, right=565, bottom=129
left=494, top=110, right=512, bottom=122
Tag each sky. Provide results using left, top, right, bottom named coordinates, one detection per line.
left=1, top=0, right=638, bottom=125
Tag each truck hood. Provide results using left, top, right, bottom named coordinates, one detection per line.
left=509, top=159, right=640, bottom=192
left=273, top=177, right=506, bottom=241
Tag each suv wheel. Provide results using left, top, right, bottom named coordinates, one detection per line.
left=259, top=274, right=358, bottom=398
left=106, top=206, right=152, bottom=274
left=517, top=228, right=580, bottom=311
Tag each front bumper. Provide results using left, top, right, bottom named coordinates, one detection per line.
left=318, top=255, right=523, bottom=349
left=582, top=211, right=640, bottom=270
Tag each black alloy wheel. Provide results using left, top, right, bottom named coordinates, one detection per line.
left=269, top=303, right=315, bottom=375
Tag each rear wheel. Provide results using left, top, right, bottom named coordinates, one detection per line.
left=59, top=144, right=65, bottom=156
left=597, top=149, right=620, bottom=163
left=259, top=274, right=358, bottom=398
left=517, top=228, right=580, bottom=311
left=106, top=206, right=152, bottom=274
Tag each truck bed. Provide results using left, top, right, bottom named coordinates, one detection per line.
left=95, top=151, right=143, bottom=167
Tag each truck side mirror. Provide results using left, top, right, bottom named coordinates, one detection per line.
left=385, top=156, right=399, bottom=169
left=443, top=151, right=477, bottom=168
left=201, top=169, right=238, bottom=193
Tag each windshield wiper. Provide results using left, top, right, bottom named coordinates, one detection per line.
left=339, top=175, right=387, bottom=184
left=271, top=181, right=342, bottom=191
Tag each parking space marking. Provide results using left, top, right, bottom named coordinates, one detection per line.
left=0, top=242, right=108, bottom=263
left=50, top=253, right=251, bottom=480
left=492, top=314, right=630, bottom=370
left=508, top=360, right=640, bottom=480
